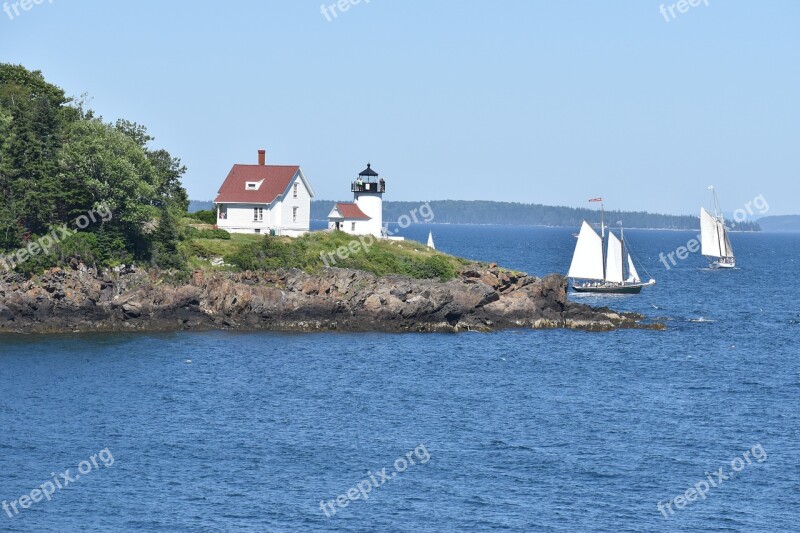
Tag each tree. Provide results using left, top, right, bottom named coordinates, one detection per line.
left=0, top=63, right=192, bottom=267
left=150, top=204, right=185, bottom=270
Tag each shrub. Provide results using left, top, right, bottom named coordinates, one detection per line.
left=181, top=226, right=201, bottom=240
left=198, top=229, right=230, bottom=240
left=189, top=209, right=217, bottom=225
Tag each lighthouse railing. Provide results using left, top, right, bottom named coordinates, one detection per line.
left=352, top=181, right=385, bottom=193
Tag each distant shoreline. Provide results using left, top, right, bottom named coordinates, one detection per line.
left=308, top=219, right=762, bottom=233
left=193, top=200, right=764, bottom=232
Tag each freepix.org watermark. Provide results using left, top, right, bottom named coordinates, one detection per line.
left=659, top=0, right=710, bottom=23
left=0, top=203, right=113, bottom=273
left=657, top=443, right=767, bottom=519
left=658, top=194, right=768, bottom=270
left=3, top=448, right=115, bottom=520
left=320, top=0, right=371, bottom=22
left=3, top=0, right=53, bottom=21
left=320, top=443, right=430, bottom=518
left=383, top=202, right=434, bottom=239
left=319, top=202, right=434, bottom=268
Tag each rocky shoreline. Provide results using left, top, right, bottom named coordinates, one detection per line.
left=0, top=263, right=664, bottom=334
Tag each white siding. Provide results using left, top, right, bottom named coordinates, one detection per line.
left=279, top=175, right=311, bottom=233
left=217, top=204, right=272, bottom=234
left=328, top=218, right=373, bottom=236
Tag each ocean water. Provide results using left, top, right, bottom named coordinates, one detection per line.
left=1, top=225, right=798, bottom=532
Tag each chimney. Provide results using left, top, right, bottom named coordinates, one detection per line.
left=258, top=149, right=266, bottom=166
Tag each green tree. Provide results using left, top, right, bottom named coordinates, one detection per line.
left=150, top=204, right=185, bottom=270
left=0, top=63, right=191, bottom=266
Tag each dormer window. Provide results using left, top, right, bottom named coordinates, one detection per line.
left=245, top=179, right=264, bottom=191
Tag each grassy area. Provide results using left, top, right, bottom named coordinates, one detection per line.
left=180, top=229, right=470, bottom=281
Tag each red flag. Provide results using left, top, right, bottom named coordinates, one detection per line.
left=588, top=197, right=603, bottom=203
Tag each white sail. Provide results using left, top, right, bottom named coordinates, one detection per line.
left=722, top=229, right=734, bottom=258
left=568, top=221, right=604, bottom=280
left=605, top=232, right=624, bottom=283
left=626, top=254, right=640, bottom=283
left=700, top=208, right=723, bottom=258
left=427, top=231, right=435, bottom=250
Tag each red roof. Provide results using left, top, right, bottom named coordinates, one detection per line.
left=332, top=202, right=370, bottom=220
left=214, top=165, right=300, bottom=204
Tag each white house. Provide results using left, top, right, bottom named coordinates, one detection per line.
left=328, top=163, right=386, bottom=238
left=214, top=150, right=315, bottom=236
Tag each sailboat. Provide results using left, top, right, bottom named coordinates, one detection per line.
left=568, top=201, right=655, bottom=294
left=427, top=231, right=435, bottom=250
left=700, top=186, right=735, bottom=269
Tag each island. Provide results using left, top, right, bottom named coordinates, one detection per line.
left=0, top=64, right=661, bottom=334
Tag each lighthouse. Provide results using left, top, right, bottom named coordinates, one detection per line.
left=352, top=163, right=385, bottom=236
left=327, top=163, right=386, bottom=238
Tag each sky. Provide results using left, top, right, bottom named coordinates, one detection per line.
left=1, top=0, right=798, bottom=216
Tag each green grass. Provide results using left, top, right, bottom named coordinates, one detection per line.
left=180, top=228, right=470, bottom=280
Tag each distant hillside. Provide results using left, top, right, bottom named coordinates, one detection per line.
left=309, top=200, right=761, bottom=231
left=191, top=199, right=763, bottom=230
left=756, top=215, right=800, bottom=232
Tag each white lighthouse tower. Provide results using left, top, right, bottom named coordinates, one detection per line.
left=352, top=163, right=384, bottom=236
left=327, top=163, right=386, bottom=238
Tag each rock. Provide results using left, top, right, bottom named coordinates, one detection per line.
left=122, top=302, right=142, bottom=318
left=0, top=262, right=661, bottom=334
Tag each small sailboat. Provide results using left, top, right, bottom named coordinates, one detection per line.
left=700, top=186, right=735, bottom=269
left=427, top=231, right=435, bottom=250
left=568, top=200, right=655, bottom=294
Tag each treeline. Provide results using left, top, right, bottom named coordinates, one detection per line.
left=308, top=200, right=761, bottom=231
left=0, top=64, right=189, bottom=271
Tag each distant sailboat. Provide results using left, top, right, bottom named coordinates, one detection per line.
left=427, top=231, right=435, bottom=250
left=700, top=186, right=735, bottom=269
left=568, top=200, right=655, bottom=294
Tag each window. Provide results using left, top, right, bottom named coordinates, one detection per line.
left=255, top=228, right=261, bottom=234
left=351, top=222, right=356, bottom=231
left=253, top=207, right=263, bottom=222
left=293, top=207, right=299, bottom=222
left=246, top=182, right=257, bottom=190
left=293, top=183, right=299, bottom=198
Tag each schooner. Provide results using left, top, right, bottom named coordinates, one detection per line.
left=568, top=199, right=656, bottom=294
left=700, top=186, right=735, bottom=269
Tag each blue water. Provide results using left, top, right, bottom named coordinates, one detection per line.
left=1, top=225, right=799, bottom=532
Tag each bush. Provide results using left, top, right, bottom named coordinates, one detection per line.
left=181, top=226, right=201, bottom=240
left=7, top=224, right=138, bottom=275
left=189, top=209, right=217, bottom=225
left=408, top=255, right=456, bottom=281
left=181, top=227, right=230, bottom=241
left=198, top=229, right=230, bottom=240
left=221, top=232, right=460, bottom=280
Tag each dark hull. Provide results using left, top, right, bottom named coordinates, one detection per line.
left=572, top=284, right=644, bottom=294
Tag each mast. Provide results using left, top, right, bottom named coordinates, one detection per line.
left=620, top=223, right=627, bottom=282
left=600, top=201, right=606, bottom=280
left=600, top=201, right=606, bottom=238
left=709, top=185, right=727, bottom=258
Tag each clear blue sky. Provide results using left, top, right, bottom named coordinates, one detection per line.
left=1, top=0, right=798, bottom=215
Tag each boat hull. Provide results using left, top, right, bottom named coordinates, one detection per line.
left=572, top=284, right=644, bottom=294
left=708, top=258, right=736, bottom=269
